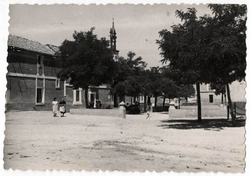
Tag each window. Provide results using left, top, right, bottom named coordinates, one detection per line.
left=55, top=78, right=60, bottom=89
left=36, top=86, right=45, bottom=104
left=90, top=94, right=95, bottom=102
left=38, top=56, right=42, bottom=65
left=36, top=78, right=45, bottom=105
left=209, top=95, right=214, bottom=103
left=73, top=88, right=82, bottom=105
left=36, top=88, right=43, bottom=103
left=76, top=90, right=80, bottom=102
left=37, top=55, right=44, bottom=75
left=139, top=96, right=144, bottom=103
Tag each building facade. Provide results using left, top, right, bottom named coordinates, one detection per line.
left=6, top=35, right=63, bottom=111
left=199, top=83, right=221, bottom=104
left=6, top=20, right=119, bottom=111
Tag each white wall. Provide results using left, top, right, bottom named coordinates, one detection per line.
left=229, top=81, right=246, bottom=102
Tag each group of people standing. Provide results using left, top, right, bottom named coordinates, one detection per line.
left=52, top=97, right=66, bottom=117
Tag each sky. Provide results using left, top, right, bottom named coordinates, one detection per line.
left=8, top=4, right=213, bottom=68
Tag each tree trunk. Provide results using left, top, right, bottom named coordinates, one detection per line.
left=196, top=82, right=202, bottom=122
left=147, top=96, right=151, bottom=105
left=226, top=83, right=235, bottom=123
left=178, top=97, right=181, bottom=109
left=113, top=93, right=118, bottom=107
left=154, top=96, right=157, bottom=107
left=163, top=97, right=166, bottom=107
left=144, top=94, right=147, bottom=112
left=224, top=93, right=227, bottom=106
left=84, top=86, right=89, bottom=108
left=221, top=93, right=223, bottom=104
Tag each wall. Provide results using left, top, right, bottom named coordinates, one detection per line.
left=6, top=50, right=64, bottom=111
left=229, top=81, right=246, bottom=102
left=70, top=108, right=124, bottom=118
left=200, top=92, right=221, bottom=104
left=6, top=77, right=36, bottom=111
left=98, top=89, right=113, bottom=108
left=169, top=105, right=227, bottom=119
left=5, top=77, right=65, bottom=111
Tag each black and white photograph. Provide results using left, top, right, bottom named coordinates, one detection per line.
left=0, top=0, right=249, bottom=175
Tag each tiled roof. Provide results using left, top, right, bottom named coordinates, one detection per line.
left=46, top=44, right=60, bottom=53
left=8, top=35, right=57, bottom=55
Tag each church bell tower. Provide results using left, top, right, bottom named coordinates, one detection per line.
left=110, top=18, right=119, bottom=60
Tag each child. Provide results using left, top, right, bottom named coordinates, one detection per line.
left=59, top=97, right=66, bottom=117
left=146, top=104, right=151, bottom=119
left=52, top=98, right=58, bottom=117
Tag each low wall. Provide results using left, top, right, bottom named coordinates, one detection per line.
left=6, top=103, right=53, bottom=111
left=169, top=108, right=197, bottom=119
left=169, top=105, right=227, bottom=119
left=70, top=108, right=125, bottom=118
left=153, top=106, right=169, bottom=112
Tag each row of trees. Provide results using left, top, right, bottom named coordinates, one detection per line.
left=56, top=4, right=246, bottom=123
left=112, top=54, right=195, bottom=108
left=56, top=28, right=195, bottom=109
left=157, top=4, right=246, bottom=122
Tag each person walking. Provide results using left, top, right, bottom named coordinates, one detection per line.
left=59, top=97, right=66, bottom=117
left=146, top=103, right=152, bottom=119
left=52, top=98, right=58, bottom=117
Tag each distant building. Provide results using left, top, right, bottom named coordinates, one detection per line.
left=199, top=83, right=221, bottom=104
left=229, top=80, right=246, bottom=102
left=194, top=82, right=246, bottom=106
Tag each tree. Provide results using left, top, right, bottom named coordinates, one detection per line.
left=145, top=67, right=162, bottom=107
left=111, top=52, right=147, bottom=105
left=158, top=77, right=195, bottom=107
left=157, top=5, right=246, bottom=122
left=159, top=66, right=195, bottom=105
left=57, top=28, right=115, bottom=108
left=144, top=66, right=195, bottom=108
left=205, top=4, right=247, bottom=122
left=157, top=8, right=206, bottom=121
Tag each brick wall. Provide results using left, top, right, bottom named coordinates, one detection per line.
left=8, top=50, right=59, bottom=77
left=5, top=77, right=65, bottom=111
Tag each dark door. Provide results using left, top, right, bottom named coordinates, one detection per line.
left=209, top=95, right=213, bottom=103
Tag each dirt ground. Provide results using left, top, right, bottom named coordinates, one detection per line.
left=4, top=111, right=246, bottom=172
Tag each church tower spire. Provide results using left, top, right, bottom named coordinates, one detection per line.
left=110, top=18, right=119, bottom=59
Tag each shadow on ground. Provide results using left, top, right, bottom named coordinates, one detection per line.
left=158, top=118, right=246, bottom=130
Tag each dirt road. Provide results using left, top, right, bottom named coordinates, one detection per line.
left=4, top=111, right=245, bottom=172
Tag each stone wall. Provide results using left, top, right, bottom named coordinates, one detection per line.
left=169, top=105, right=227, bottom=119
left=70, top=108, right=125, bottom=118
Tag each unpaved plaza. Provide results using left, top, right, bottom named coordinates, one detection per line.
left=4, top=111, right=245, bottom=172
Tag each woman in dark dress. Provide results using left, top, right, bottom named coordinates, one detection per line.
left=59, top=97, right=66, bottom=117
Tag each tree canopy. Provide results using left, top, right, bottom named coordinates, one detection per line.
left=57, top=28, right=115, bottom=89
left=111, top=52, right=148, bottom=101
left=57, top=28, right=116, bottom=107
left=157, top=4, right=246, bottom=121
